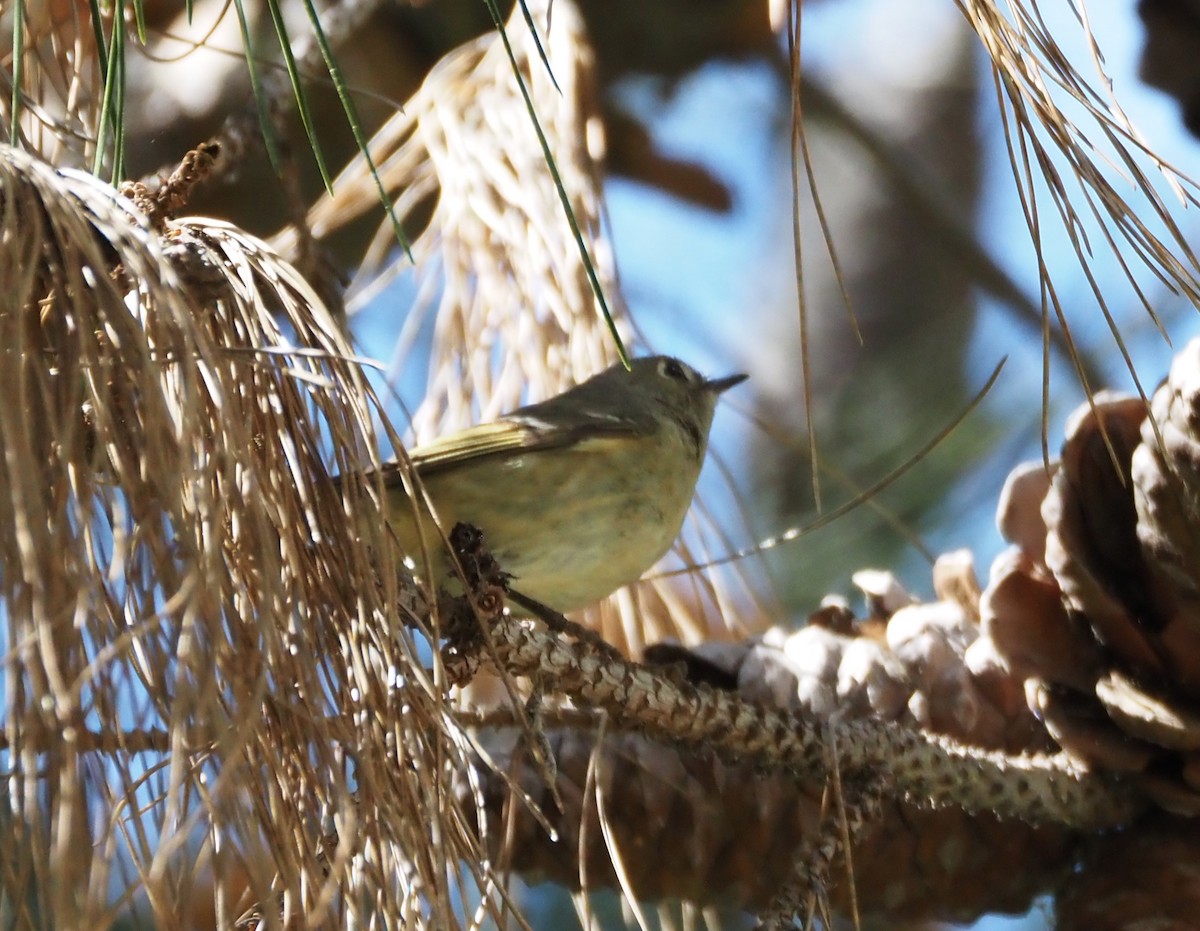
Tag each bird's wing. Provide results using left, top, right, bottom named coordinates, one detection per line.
left=403, top=409, right=645, bottom=479
left=407, top=420, right=542, bottom=474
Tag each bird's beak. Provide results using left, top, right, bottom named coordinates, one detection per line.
left=705, top=372, right=749, bottom=394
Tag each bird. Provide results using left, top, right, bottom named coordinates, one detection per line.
left=356, top=355, right=746, bottom=612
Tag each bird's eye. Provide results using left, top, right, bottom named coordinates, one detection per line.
left=660, top=358, right=689, bottom=382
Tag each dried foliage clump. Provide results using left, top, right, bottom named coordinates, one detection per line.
left=296, top=0, right=619, bottom=403
left=1, top=0, right=104, bottom=165
left=0, top=145, right=487, bottom=928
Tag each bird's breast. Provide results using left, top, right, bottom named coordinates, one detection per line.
left=392, top=427, right=703, bottom=611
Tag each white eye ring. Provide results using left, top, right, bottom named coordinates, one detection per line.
left=659, top=358, right=691, bottom=382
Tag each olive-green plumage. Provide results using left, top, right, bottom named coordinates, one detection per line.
left=366, top=356, right=745, bottom=612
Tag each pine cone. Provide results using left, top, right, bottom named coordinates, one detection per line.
left=984, top=337, right=1200, bottom=815
left=727, top=558, right=1049, bottom=754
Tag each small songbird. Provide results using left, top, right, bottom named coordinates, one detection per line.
left=361, top=355, right=746, bottom=612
